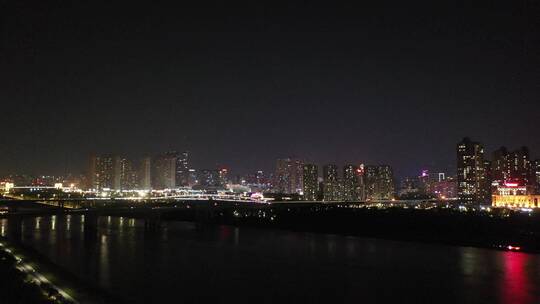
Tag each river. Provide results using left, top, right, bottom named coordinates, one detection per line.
left=1, top=215, right=539, bottom=303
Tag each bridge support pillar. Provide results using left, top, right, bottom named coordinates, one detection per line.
left=144, top=211, right=161, bottom=232
left=8, top=206, right=19, bottom=214
left=7, top=215, right=22, bottom=242
left=83, top=211, right=99, bottom=239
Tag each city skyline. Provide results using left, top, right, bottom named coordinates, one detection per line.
left=2, top=2, right=539, bottom=179
left=0, top=138, right=538, bottom=182
left=2, top=2, right=540, bottom=304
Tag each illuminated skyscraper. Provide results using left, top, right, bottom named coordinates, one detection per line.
left=417, top=170, right=449, bottom=196
left=198, top=169, right=222, bottom=189
left=88, top=155, right=121, bottom=190
left=218, top=168, right=229, bottom=185
left=274, top=158, right=303, bottom=194
left=139, top=156, right=152, bottom=190
left=119, top=158, right=138, bottom=190
left=152, top=152, right=177, bottom=189
left=456, top=137, right=490, bottom=203
left=492, top=147, right=510, bottom=185
left=357, top=164, right=366, bottom=201
left=188, top=169, right=198, bottom=187
left=432, top=176, right=458, bottom=199
left=256, top=170, right=265, bottom=184
left=302, top=164, right=318, bottom=201
left=343, top=164, right=359, bottom=201
left=491, top=146, right=532, bottom=187
left=176, top=151, right=189, bottom=187
left=323, top=164, right=340, bottom=201
left=535, top=160, right=540, bottom=194
left=399, top=176, right=421, bottom=197
left=365, top=165, right=394, bottom=200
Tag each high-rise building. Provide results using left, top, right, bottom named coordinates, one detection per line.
left=139, top=157, right=152, bottom=190
left=431, top=176, right=458, bottom=199
left=274, top=158, right=303, bottom=194
left=491, top=146, right=532, bottom=187
left=365, top=165, right=394, bottom=200
left=343, top=164, right=359, bottom=201
left=492, top=147, right=510, bottom=185
left=302, top=164, right=318, bottom=201
left=323, top=164, right=340, bottom=201
left=88, top=155, right=121, bottom=190
left=198, top=169, right=222, bottom=189
left=357, top=164, right=366, bottom=201
left=256, top=170, right=265, bottom=185
left=188, top=169, right=198, bottom=187
left=119, top=158, right=138, bottom=190
left=176, top=151, right=189, bottom=187
left=218, top=168, right=229, bottom=185
left=535, top=160, right=540, bottom=194
left=456, top=137, right=490, bottom=203
left=152, top=152, right=177, bottom=189
left=483, top=160, right=492, bottom=198
left=399, top=176, right=421, bottom=197
left=415, top=170, right=447, bottom=196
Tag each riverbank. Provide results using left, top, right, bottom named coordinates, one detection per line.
left=159, top=204, right=540, bottom=254
left=0, top=237, right=124, bottom=304
left=0, top=240, right=72, bottom=303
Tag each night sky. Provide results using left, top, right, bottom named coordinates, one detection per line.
left=1, top=1, right=539, bottom=179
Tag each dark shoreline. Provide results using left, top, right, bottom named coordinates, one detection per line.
left=158, top=204, right=540, bottom=254
left=0, top=236, right=125, bottom=304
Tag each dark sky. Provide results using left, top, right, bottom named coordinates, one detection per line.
left=1, top=1, right=539, bottom=179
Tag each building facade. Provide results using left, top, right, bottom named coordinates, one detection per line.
left=302, top=164, right=318, bottom=201
left=88, top=155, right=121, bottom=190
left=119, top=158, right=138, bottom=190
left=323, top=164, right=340, bottom=201
left=139, top=156, right=152, bottom=190
left=176, top=151, right=189, bottom=187
left=343, top=164, right=359, bottom=201
left=535, top=160, right=540, bottom=194
left=491, top=146, right=533, bottom=187
left=456, top=138, right=490, bottom=203
left=492, top=184, right=540, bottom=208
left=274, top=158, right=303, bottom=194
left=152, top=153, right=177, bottom=189
left=365, top=165, right=394, bottom=200
left=197, top=169, right=222, bottom=189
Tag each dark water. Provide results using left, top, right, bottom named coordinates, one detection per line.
left=1, top=215, right=540, bottom=304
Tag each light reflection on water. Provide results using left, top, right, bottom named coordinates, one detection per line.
left=0, top=215, right=539, bottom=304
left=0, top=218, right=6, bottom=237
left=100, top=234, right=110, bottom=287
left=501, top=252, right=534, bottom=304
left=35, top=217, right=41, bottom=230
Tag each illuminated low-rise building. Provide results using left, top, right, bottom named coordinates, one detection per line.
left=3, top=182, right=14, bottom=193
left=492, top=183, right=540, bottom=208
